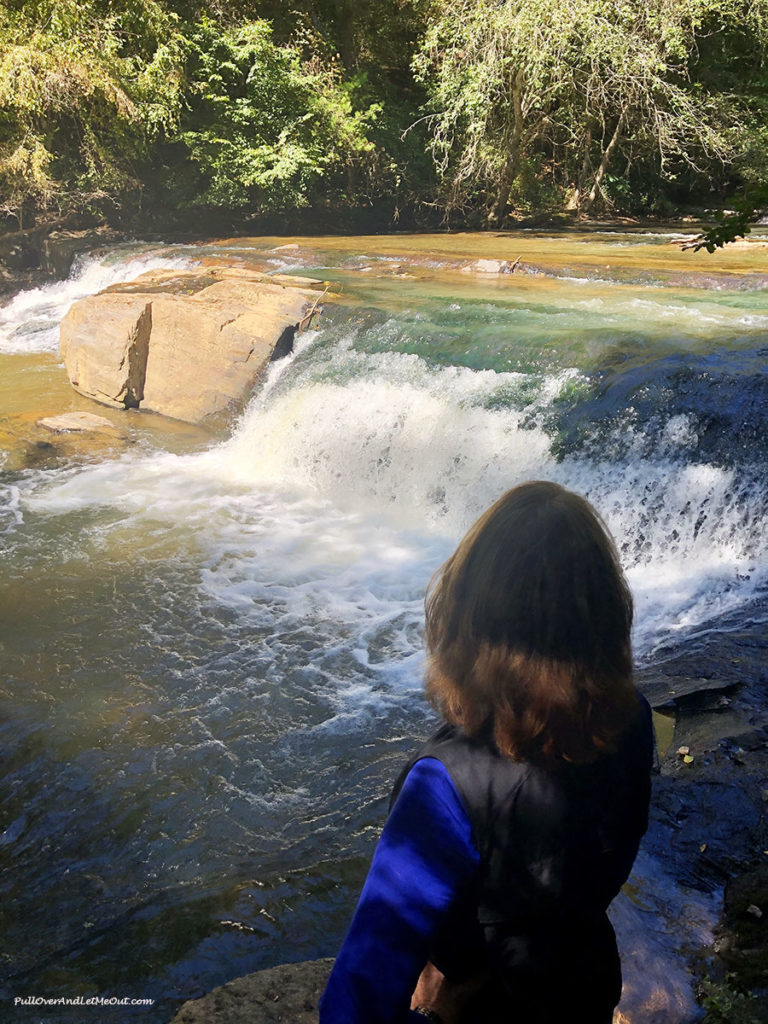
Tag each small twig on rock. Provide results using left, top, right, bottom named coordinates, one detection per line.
left=299, top=285, right=330, bottom=332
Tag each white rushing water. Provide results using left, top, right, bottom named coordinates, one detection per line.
left=0, top=247, right=195, bottom=355
left=17, top=313, right=768, bottom=680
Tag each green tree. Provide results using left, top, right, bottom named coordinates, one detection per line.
left=413, top=0, right=768, bottom=223
left=0, top=3, right=395, bottom=229
left=177, top=18, right=379, bottom=212
left=0, top=1, right=186, bottom=226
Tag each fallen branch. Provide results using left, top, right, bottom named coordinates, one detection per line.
left=298, top=284, right=330, bottom=332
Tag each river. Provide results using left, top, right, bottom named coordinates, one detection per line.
left=1, top=230, right=767, bottom=1022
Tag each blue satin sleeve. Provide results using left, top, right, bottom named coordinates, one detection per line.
left=319, top=756, right=480, bottom=1024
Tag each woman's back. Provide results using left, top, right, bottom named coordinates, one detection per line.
left=321, top=483, right=654, bottom=1024
left=395, top=698, right=653, bottom=1022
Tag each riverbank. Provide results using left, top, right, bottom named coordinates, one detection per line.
left=0, top=225, right=127, bottom=299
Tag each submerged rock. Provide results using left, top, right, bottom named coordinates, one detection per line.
left=464, top=258, right=512, bottom=274
left=58, top=266, right=323, bottom=425
left=38, top=411, right=123, bottom=435
left=1, top=408, right=128, bottom=470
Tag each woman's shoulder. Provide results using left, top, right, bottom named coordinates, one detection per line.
left=408, top=722, right=527, bottom=791
left=400, top=723, right=532, bottom=836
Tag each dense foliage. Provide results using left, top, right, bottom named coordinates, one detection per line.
left=415, top=0, right=768, bottom=222
left=1, top=0, right=767, bottom=231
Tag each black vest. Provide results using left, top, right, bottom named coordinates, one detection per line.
left=392, top=698, right=653, bottom=1024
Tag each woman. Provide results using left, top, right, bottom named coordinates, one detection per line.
left=320, top=481, right=654, bottom=1024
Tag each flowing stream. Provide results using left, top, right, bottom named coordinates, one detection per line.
left=1, top=231, right=767, bottom=1022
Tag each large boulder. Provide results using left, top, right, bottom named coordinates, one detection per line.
left=58, top=266, right=322, bottom=425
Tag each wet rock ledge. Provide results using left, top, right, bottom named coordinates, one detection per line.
left=170, top=959, right=332, bottom=1024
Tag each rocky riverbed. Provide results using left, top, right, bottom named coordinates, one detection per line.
left=638, top=620, right=768, bottom=1021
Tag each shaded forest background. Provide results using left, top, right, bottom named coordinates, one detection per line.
left=2, top=0, right=768, bottom=235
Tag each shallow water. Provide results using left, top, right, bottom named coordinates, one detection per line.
left=1, top=232, right=767, bottom=1021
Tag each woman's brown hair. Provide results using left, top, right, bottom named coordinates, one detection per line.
left=425, top=481, right=637, bottom=766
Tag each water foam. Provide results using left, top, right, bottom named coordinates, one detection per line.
left=15, top=280, right=768, bottom=673
left=558, top=458, right=768, bottom=653
left=218, top=338, right=568, bottom=532
left=0, top=482, right=22, bottom=535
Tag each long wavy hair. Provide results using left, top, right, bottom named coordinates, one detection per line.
left=425, top=481, right=637, bottom=766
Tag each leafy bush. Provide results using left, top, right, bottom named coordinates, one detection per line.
left=699, top=976, right=761, bottom=1024
left=178, top=18, right=378, bottom=212
left=0, top=1, right=186, bottom=226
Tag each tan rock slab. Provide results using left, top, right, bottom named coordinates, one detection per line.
left=463, top=258, right=512, bottom=274
left=37, top=412, right=120, bottom=434
left=59, top=293, right=151, bottom=409
left=141, top=281, right=310, bottom=423
left=59, top=266, right=322, bottom=425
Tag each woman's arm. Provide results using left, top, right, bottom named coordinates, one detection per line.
left=319, top=757, right=479, bottom=1024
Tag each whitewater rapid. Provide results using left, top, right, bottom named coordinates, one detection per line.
left=15, top=309, right=768, bottom=670
left=0, top=246, right=195, bottom=355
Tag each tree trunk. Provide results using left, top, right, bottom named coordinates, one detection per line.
left=586, top=110, right=626, bottom=208
left=490, top=153, right=517, bottom=226
left=489, top=71, right=525, bottom=226
left=332, top=1, right=358, bottom=70
left=566, top=125, right=593, bottom=211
